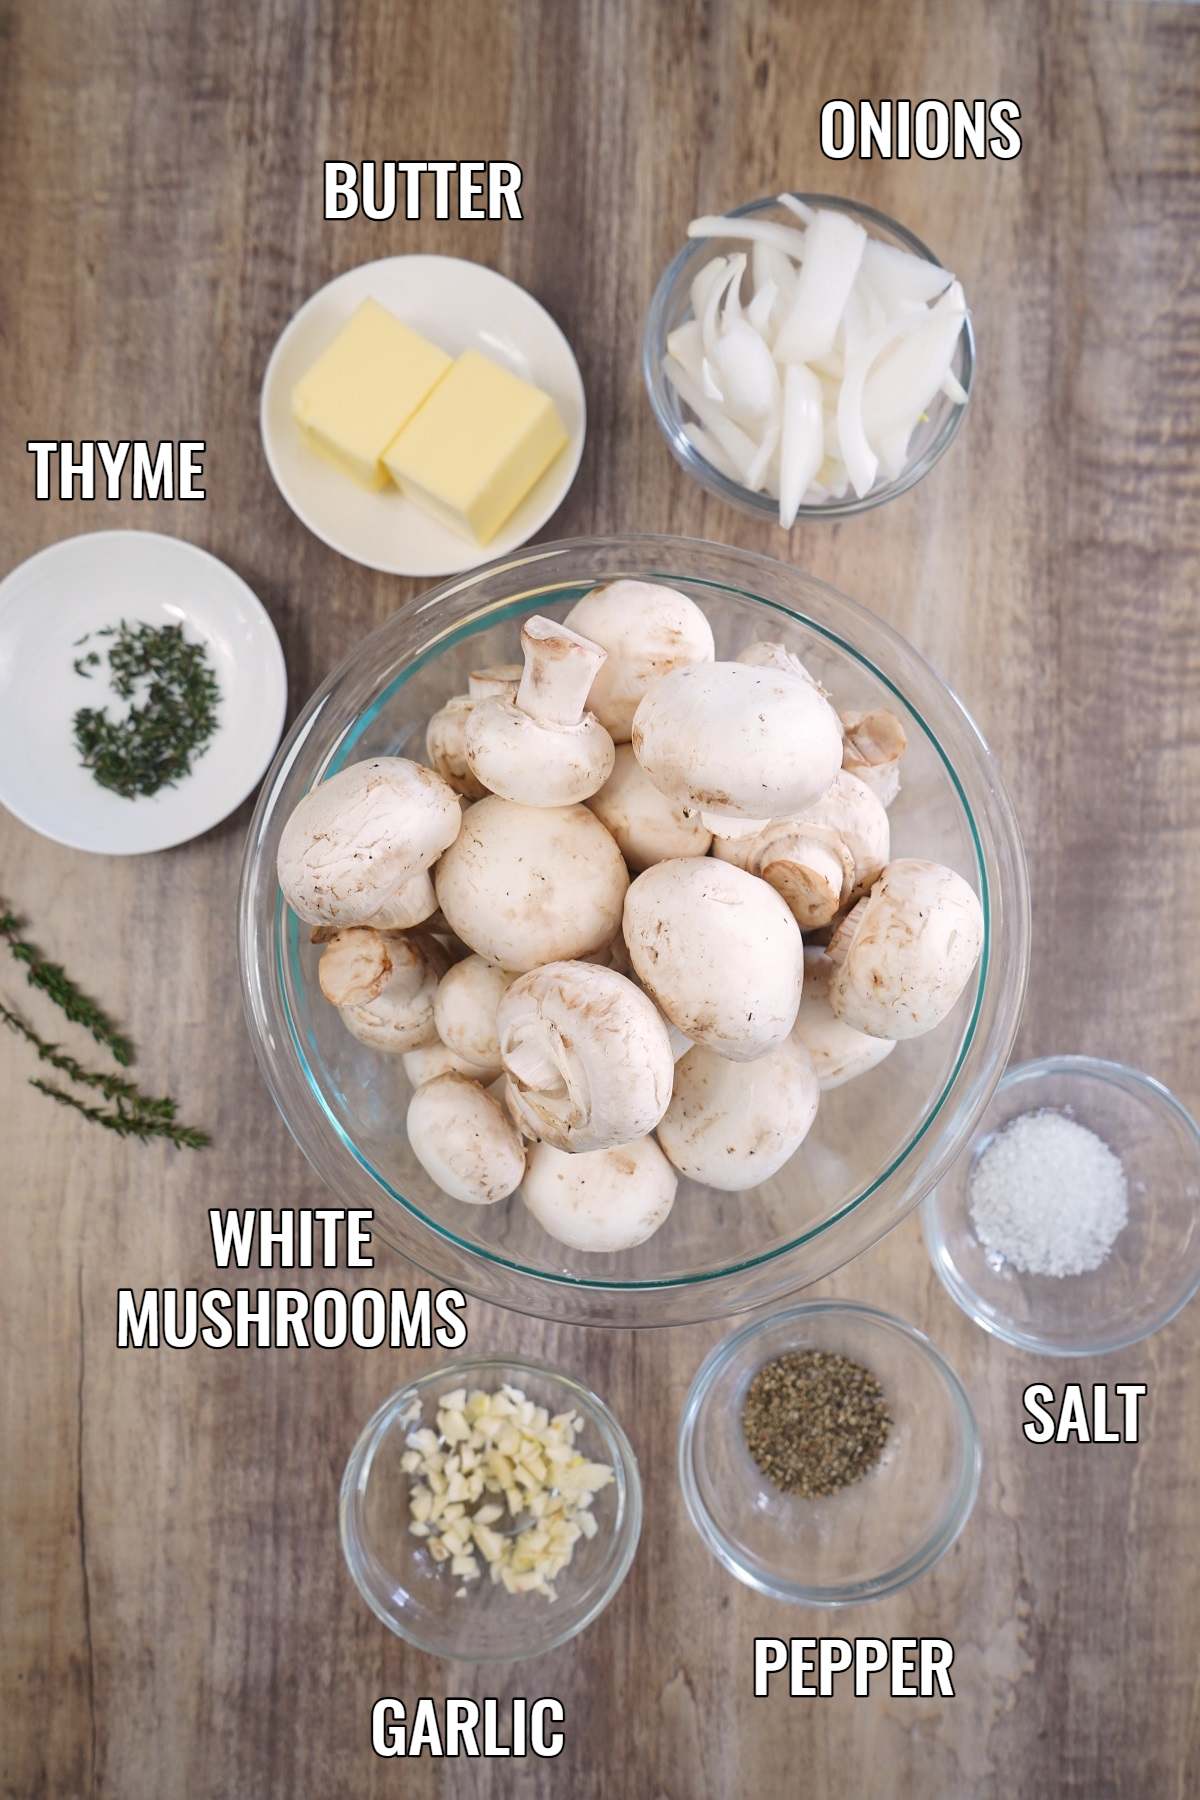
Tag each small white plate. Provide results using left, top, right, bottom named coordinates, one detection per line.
left=0, top=531, right=287, bottom=856
left=260, top=255, right=587, bottom=577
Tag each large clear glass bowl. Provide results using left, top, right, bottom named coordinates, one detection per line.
left=238, top=535, right=1029, bottom=1326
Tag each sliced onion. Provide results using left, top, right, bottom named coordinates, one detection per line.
left=666, top=320, right=705, bottom=383
left=861, top=238, right=954, bottom=307
left=712, top=317, right=780, bottom=427
left=774, top=211, right=867, bottom=365
left=662, top=354, right=758, bottom=478
left=861, top=298, right=966, bottom=450
left=690, top=255, right=728, bottom=325
left=940, top=369, right=969, bottom=405
left=744, top=409, right=781, bottom=492
left=702, top=254, right=745, bottom=358
left=687, top=215, right=810, bottom=258
left=776, top=193, right=816, bottom=226
left=683, top=421, right=741, bottom=482
left=747, top=278, right=778, bottom=336
left=779, top=364, right=823, bottom=527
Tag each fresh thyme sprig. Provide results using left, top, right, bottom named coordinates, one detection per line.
left=30, top=1080, right=211, bottom=1150
left=0, top=908, right=135, bottom=1065
left=0, top=1002, right=176, bottom=1119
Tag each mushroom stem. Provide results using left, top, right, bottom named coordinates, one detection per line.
left=760, top=828, right=851, bottom=925
left=823, top=897, right=869, bottom=967
left=698, top=809, right=762, bottom=840
left=515, top=617, right=607, bottom=727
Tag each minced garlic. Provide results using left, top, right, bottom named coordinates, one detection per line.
left=401, top=1384, right=614, bottom=1600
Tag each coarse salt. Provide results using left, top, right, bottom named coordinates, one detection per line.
left=967, top=1109, right=1128, bottom=1278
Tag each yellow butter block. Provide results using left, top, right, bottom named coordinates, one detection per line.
left=292, top=299, right=452, bottom=490
left=383, top=349, right=568, bottom=542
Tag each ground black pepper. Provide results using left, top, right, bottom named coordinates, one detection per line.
left=742, top=1350, right=891, bottom=1498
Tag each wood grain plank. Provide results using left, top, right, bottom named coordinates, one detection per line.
left=2, top=1, right=1198, bottom=1795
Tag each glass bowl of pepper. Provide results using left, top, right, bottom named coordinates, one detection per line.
left=678, top=1301, right=980, bottom=1605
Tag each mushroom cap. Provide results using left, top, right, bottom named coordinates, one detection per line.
left=433, top=954, right=516, bottom=1078
left=521, top=1137, right=677, bottom=1253
left=622, top=858, right=804, bottom=1061
left=334, top=930, right=448, bottom=1053
left=792, top=948, right=897, bottom=1088
left=712, top=770, right=889, bottom=927
left=656, top=1038, right=820, bottom=1191
left=563, top=580, right=715, bottom=741
left=427, top=669, right=523, bottom=799
left=434, top=798, right=629, bottom=973
left=587, top=743, right=712, bottom=871
left=826, top=858, right=984, bottom=1040
left=631, top=661, right=843, bottom=834
left=497, top=961, right=675, bottom=1152
left=406, top=1073, right=526, bottom=1205
left=464, top=697, right=615, bottom=806
left=277, top=757, right=462, bottom=927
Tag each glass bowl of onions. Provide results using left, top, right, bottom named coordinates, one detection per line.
left=643, top=194, right=975, bottom=523
left=237, top=534, right=1028, bottom=1327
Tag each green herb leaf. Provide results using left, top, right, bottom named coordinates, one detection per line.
left=70, top=618, right=221, bottom=800
left=0, top=907, right=134, bottom=1065
left=29, top=1079, right=210, bottom=1150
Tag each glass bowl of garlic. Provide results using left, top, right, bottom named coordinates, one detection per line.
left=339, top=1356, right=642, bottom=1661
left=643, top=194, right=975, bottom=523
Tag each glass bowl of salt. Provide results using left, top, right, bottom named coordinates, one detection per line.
left=923, top=1055, right=1200, bottom=1355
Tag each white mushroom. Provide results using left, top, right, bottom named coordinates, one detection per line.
left=406, top=1073, right=526, bottom=1204
left=464, top=617, right=615, bottom=805
left=587, top=744, right=712, bottom=871
left=497, top=962, right=674, bottom=1152
left=426, top=664, right=522, bottom=798
left=432, top=955, right=516, bottom=1079
left=631, top=661, right=843, bottom=838
left=402, top=1036, right=495, bottom=1087
left=737, top=638, right=828, bottom=695
left=563, top=579, right=715, bottom=741
left=792, top=948, right=897, bottom=1088
left=434, top=797, right=629, bottom=972
left=521, top=1137, right=677, bottom=1252
left=277, top=757, right=461, bottom=928
left=825, top=859, right=984, bottom=1039
left=320, top=927, right=447, bottom=1053
left=656, top=1038, right=820, bottom=1191
left=840, top=708, right=907, bottom=809
left=622, top=858, right=804, bottom=1061
left=712, top=771, right=889, bottom=928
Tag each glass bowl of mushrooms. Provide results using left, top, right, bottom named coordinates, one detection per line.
left=238, top=534, right=1029, bottom=1326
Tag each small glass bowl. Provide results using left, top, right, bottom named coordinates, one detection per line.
left=924, top=1055, right=1200, bottom=1356
left=643, top=194, right=975, bottom=523
left=678, top=1303, right=980, bottom=1606
left=339, top=1356, right=642, bottom=1662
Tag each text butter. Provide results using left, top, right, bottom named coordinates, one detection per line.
left=384, top=349, right=567, bottom=545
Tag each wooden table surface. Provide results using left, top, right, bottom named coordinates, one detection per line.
left=3, top=1, right=1199, bottom=1794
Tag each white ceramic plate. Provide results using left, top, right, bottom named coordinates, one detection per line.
left=260, top=255, right=586, bottom=577
left=0, top=531, right=287, bottom=855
